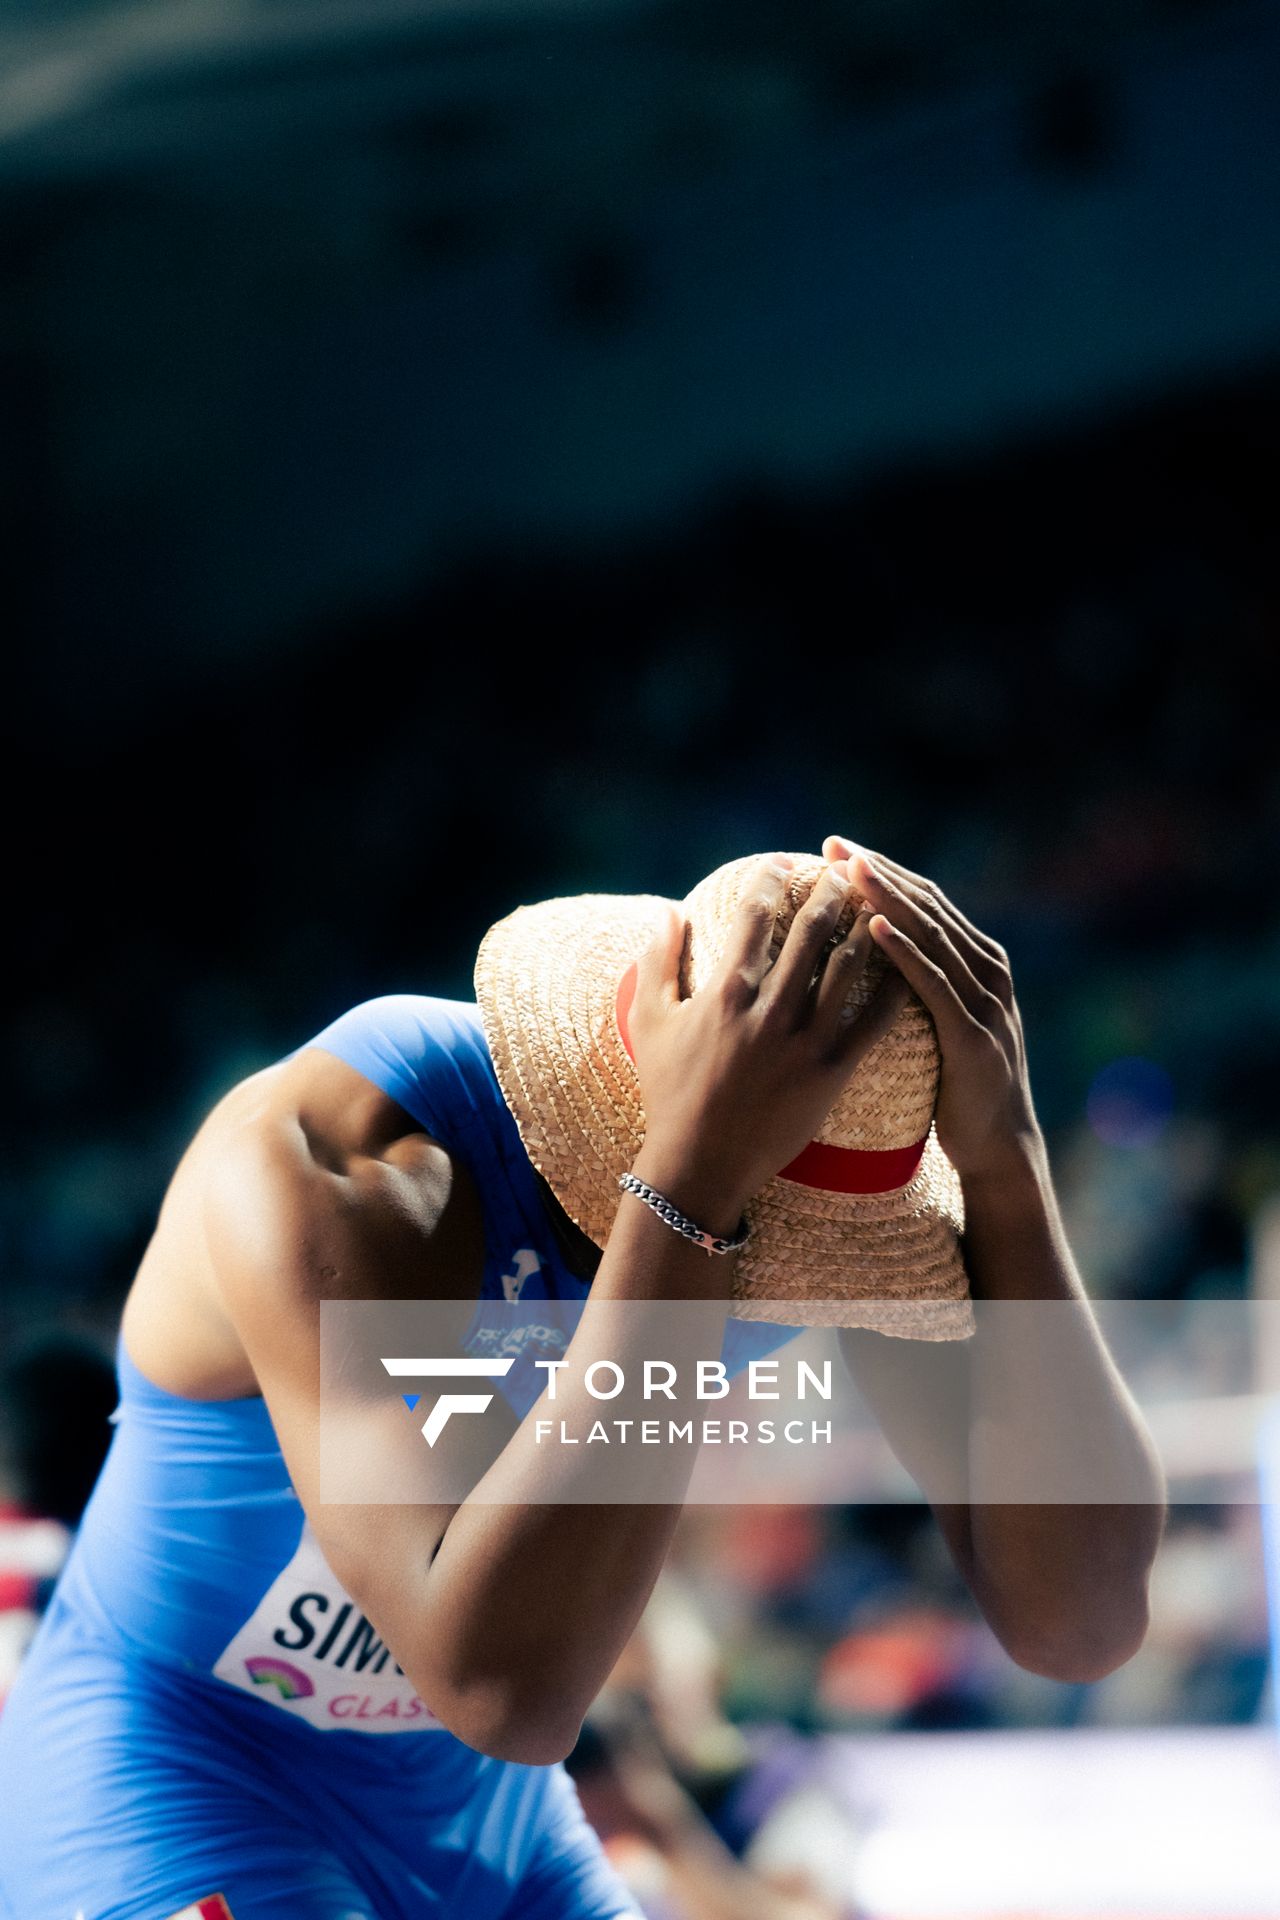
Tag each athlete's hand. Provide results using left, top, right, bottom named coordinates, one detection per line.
left=626, top=854, right=911, bottom=1221
left=822, top=833, right=1042, bottom=1183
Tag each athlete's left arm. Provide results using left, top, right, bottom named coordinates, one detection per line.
left=827, top=835, right=1167, bottom=1686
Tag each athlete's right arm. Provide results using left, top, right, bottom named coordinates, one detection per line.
left=209, top=856, right=908, bottom=1766
left=200, top=1099, right=476, bottom=1699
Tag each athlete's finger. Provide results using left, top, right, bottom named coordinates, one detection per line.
left=811, top=908, right=876, bottom=1034
left=712, top=855, right=795, bottom=993
left=827, top=833, right=1006, bottom=968
left=864, top=855, right=1013, bottom=1005
left=870, top=855, right=1007, bottom=973
left=762, top=860, right=855, bottom=1014
left=851, top=855, right=991, bottom=1018
left=831, top=964, right=912, bottom=1072
left=632, top=903, right=686, bottom=1014
left=867, top=913, right=977, bottom=1047
left=852, top=847, right=1013, bottom=1005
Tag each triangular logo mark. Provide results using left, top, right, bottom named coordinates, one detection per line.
left=402, top=1393, right=420, bottom=1411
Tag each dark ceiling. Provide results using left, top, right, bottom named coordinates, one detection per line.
left=0, top=0, right=1263, bottom=237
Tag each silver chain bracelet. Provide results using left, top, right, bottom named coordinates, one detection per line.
left=617, top=1172, right=751, bottom=1256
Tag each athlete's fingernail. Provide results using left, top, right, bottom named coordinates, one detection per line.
left=826, top=860, right=850, bottom=889
left=768, top=854, right=794, bottom=877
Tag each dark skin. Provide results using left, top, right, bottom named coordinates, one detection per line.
left=120, top=844, right=1165, bottom=1767
left=823, top=833, right=1167, bottom=1679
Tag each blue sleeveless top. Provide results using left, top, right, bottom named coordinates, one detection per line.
left=48, top=995, right=795, bottom=1744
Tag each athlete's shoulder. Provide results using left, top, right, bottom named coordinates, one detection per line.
left=296, top=993, right=488, bottom=1137
left=303, top=992, right=482, bottom=1055
left=198, top=1072, right=470, bottom=1326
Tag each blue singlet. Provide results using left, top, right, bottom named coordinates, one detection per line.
left=0, top=996, right=795, bottom=1920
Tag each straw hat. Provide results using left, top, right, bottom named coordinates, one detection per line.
left=474, top=852, right=974, bottom=1340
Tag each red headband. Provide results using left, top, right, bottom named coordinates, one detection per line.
left=615, top=965, right=926, bottom=1195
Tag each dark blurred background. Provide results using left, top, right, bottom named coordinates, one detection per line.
left=2, top=1, right=1280, bottom=1910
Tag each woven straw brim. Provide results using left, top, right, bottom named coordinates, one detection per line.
left=475, top=892, right=974, bottom=1340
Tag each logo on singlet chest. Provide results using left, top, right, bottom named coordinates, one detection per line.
left=499, top=1246, right=542, bottom=1301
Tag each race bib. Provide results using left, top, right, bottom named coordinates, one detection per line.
left=212, top=1523, right=444, bottom=1733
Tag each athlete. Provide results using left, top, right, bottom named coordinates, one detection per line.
left=0, top=838, right=1166, bottom=1920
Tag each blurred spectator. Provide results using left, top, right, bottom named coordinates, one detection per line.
left=0, top=1335, right=116, bottom=1707
left=569, top=1700, right=854, bottom=1920
left=572, top=1577, right=864, bottom=1920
